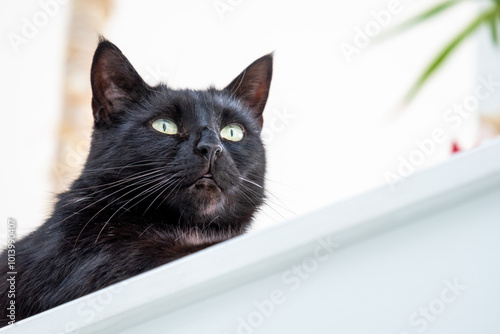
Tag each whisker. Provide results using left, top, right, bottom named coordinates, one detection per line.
left=61, top=169, right=165, bottom=223
left=265, top=190, right=295, bottom=215
left=71, top=171, right=166, bottom=247
left=241, top=171, right=296, bottom=215
left=138, top=224, right=153, bottom=238
left=82, top=160, right=163, bottom=173
left=94, top=172, right=183, bottom=243
left=65, top=167, right=167, bottom=196
left=121, top=173, right=181, bottom=214
left=203, top=215, right=219, bottom=232
left=94, top=178, right=170, bottom=244
left=142, top=173, right=182, bottom=214
left=156, top=179, right=184, bottom=210
left=240, top=183, right=291, bottom=220
left=239, top=190, right=280, bottom=223
left=239, top=176, right=263, bottom=189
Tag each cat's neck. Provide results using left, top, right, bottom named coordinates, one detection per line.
left=51, top=188, right=249, bottom=244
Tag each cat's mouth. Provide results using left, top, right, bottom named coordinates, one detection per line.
left=195, top=177, right=217, bottom=188
left=183, top=170, right=225, bottom=216
left=190, top=171, right=220, bottom=191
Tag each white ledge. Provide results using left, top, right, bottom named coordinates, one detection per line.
left=3, top=138, right=500, bottom=334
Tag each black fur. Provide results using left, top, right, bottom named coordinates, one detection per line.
left=0, top=38, right=272, bottom=326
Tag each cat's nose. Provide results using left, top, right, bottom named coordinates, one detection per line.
left=196, top=130, right=223, bottom=162
left=197, top=142, right=223, bottom=162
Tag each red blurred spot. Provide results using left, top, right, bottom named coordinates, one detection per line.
left=451, top=141, right=461, bottom=154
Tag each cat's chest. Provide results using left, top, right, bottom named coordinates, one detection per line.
left=106, top=222, right=227, bottom=251
left=133, top=226, right=227, bottom=265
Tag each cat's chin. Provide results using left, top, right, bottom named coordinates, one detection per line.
left=186, top=178, right=226, bottom=217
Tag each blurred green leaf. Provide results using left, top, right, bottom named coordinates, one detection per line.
left=404, top=6, right=497, bottom=103
left=378, top=0, right=464, bottom=42
left=489, top=13, right=498, bottom=45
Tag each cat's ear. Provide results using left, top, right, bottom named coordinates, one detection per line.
left=90, top=37, right=148, bottom=125
left=224, top=54, right=273, bottom=127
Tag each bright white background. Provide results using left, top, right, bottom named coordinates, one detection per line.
left=0, top=0, right=494, bottom=238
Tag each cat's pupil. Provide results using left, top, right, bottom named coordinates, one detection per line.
left=230, top=129, right=234, bottom=137
left=163, top=123, right=167, bottom=132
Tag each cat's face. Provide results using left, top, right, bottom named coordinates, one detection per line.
left=81, top=38, right=272, bottom=228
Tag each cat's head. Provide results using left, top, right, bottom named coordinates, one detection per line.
left=79, top=38, right=272, bottom=232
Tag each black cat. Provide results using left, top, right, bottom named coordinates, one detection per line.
left=0, top=37, right=272, bottom=326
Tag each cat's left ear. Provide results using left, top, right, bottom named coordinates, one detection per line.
left=224, top=54, right=273, bottom=127
left=90, top=37, right=148, bottom=125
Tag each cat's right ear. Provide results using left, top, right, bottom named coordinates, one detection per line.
left=90, top=37, right=148, bottom=125
left=224, top=54, right=273, bottom=128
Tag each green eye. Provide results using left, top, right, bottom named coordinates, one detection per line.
left=220, top=124, right=244, bottom=142
left=152, top=119, right=178, bottom=135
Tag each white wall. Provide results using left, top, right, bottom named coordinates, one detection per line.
left=0, top=0, right=490, bottom=237
left=0, top=0, right=70, bottom=237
